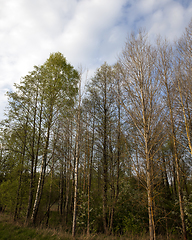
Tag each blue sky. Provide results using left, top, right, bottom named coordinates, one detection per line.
left=0, top=0, right=192, bottom=120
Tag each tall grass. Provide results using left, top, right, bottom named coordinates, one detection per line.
left=0, top=212, right=182, bottom=240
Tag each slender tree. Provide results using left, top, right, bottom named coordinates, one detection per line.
left=31, top=53, right=79, bottom=224
left=72, top=77, right=81, bottom=237
left=157, top=39, right=187, bottom=240
left=119, top=31, right=165, bottom=240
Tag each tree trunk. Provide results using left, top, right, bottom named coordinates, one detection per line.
left=72, top=79, right=81, bottom=237
left=158, top=41, right=187, bottom=239
left=31, top=109, right=52, bottom=224
left=177, top=73, right=192, bottom=156
left=25, top=89, right=39, bottom=223
left=162, top=152, right=171, bottom=197
left=87, top=104, right=95, bottom=236
left=59, top=161, right=64, bottom=215
left=102, top=77, right=108, bottom=235
left=27, top=95, right=44, bottom=223
left=46, top=154, right=54, bottom=227
left=14, top=116, right=28, bottom=221
left=165, top=82, right=187, bottom=240
left=146, top=152, right=156, bottom=240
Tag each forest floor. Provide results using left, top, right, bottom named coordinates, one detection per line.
left=0, top=212, right=182, bottom=240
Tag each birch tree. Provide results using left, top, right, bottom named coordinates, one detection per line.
left=157, top=39, right=187, bottom=240
left=72, top=77, right=81, bottom=237
left=175, top=20, right=192, bottom=157
left=119, top=31, right=165, bottom=240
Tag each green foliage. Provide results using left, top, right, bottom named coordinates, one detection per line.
left=184, top=194, right=192, bottom=235
left=0, top=173, right=30, bottom=216
left=76, top=189, right=103, bottom=234
left=0, top=179, right=18, bottom=212
left=114, top=177, right=148, bottom=235
left=122, top=213, right=143, bottom=234
left=76, top=191, right=88, bottom=232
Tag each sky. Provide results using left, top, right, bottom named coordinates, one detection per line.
left=0, top=0, right=192, bottom=120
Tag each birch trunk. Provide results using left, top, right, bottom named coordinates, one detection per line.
left=102, top=76, right=108, bottom=235
left=165, top=81, right=187, bottom=240
left=72, top=78, right=81, bottom=237
left=157, top=41, right=187, bottom=239
left=177, top=73, right=192, bottom=156
left=87, top=103, right=95, bottom=235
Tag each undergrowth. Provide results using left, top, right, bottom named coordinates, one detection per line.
left=0, top=212, right=182, bottom=240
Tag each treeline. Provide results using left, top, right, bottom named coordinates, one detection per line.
left=0, top=21, right=191, bottom=240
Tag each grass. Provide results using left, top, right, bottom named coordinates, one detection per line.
left=0, top=212, right=182, bottom=240
left=0, top=213, right=69, bottom=240
left=0, top=223, right=58, bottom=240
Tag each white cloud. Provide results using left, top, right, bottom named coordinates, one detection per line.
left=148, top=1, right=192, bottom=41
left=122, top=0, right=192, bottom=42
left=56, top=0, right=128, bottom=64
left=0, top=0, right=191, bottom=120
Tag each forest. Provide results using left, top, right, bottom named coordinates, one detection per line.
left=0, top=20, right=191, bottom=240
